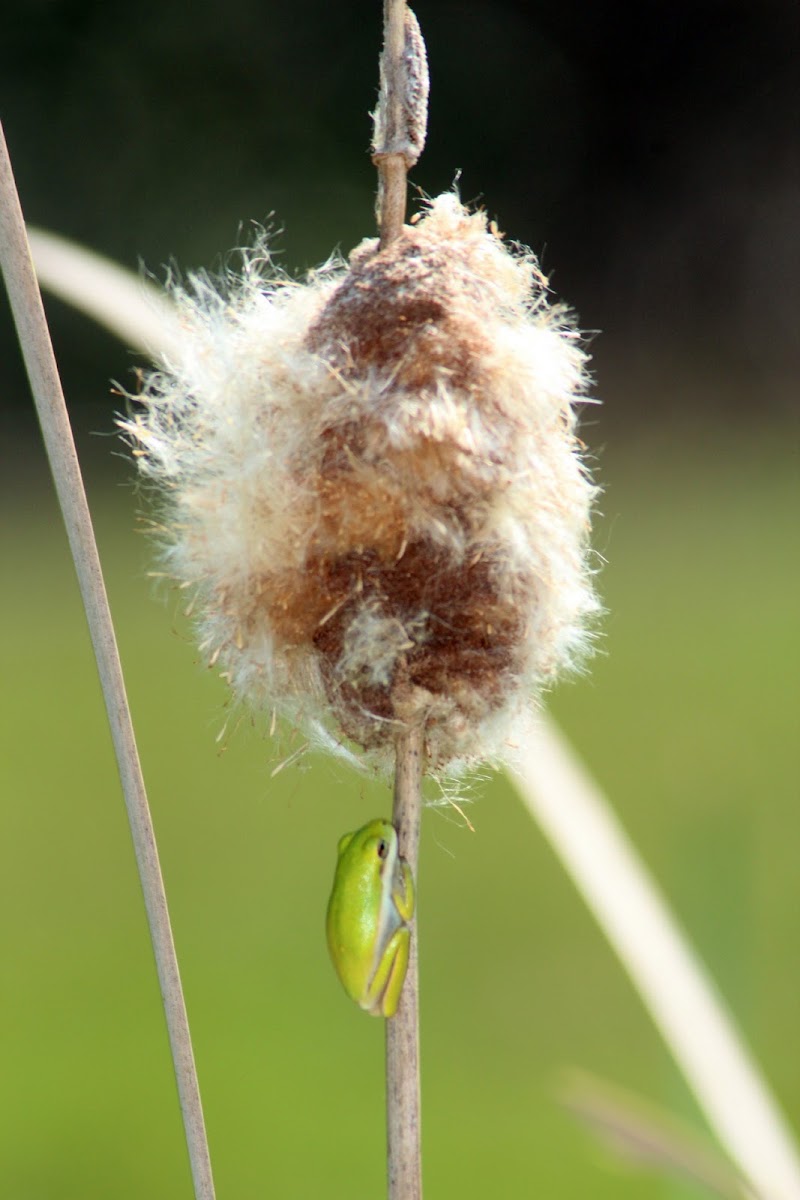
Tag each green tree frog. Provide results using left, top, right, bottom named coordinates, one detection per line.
left=326, top=818, right=415, bottom=1018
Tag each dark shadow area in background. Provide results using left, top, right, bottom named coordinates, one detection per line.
left=1, top=0, right=798, bottom=440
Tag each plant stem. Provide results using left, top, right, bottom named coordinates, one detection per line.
left=0, top=121, right=216, bottom=1200
left=511, top=713, right=800, bottom=1200
left=372, top=0, right=429, bottom=248
left=376, top=5, right=429, bottom=1189
left=27, top=226, right=182, bottom=363
left=386, top=725, right=424, bottom=1200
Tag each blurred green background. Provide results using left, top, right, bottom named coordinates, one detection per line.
left=1, top=1, right=798, bottom=1197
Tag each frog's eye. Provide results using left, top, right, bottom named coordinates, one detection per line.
left=377, top=839, right=389, bottom=860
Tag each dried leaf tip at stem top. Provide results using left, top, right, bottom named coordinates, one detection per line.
left=120, top=193, right=600, bottom=774
left=372, top=3, right=429, bottom=245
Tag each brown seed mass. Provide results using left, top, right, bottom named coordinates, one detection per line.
left=124, top=193, right=596, bottom=771
left=252, top=471, right=530, bottom=750
left=309, top=540, right=526, bottom=748
left=291, top=221, right=536, bottom=753
left=306, top=229, right=488, bottom=393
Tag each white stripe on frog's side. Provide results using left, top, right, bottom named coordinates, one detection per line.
left=366, top=827, right=405, bottom=1001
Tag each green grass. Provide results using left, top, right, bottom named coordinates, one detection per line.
left=1, top=423, right=797, bottom=1198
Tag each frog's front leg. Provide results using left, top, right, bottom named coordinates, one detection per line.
left=393, top=860, right=415, bottom=925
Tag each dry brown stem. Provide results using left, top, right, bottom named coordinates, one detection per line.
left=372, top=0, right=429, bottom=246
left=0, top=121, right=216, bottom=1200
left=386, top=724, right=424, bottom=1200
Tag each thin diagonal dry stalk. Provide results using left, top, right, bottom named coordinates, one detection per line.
left=27, top=226, right=182, bottom=361
left=560, top=1071, right=758, bottom=1200
left=0, top=121, right=216, bottom=1200
left=511, top=713, right=800, bottom=1200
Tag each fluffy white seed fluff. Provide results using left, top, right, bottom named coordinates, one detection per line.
left=121, top=193, right=600, bottom=773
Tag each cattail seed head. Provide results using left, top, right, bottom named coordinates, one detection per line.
left=121, top=194, right=599, bottom=773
